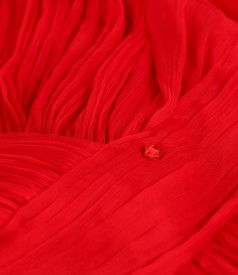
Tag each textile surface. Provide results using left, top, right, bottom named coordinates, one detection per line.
left=0, top=0, right=238, bottom=274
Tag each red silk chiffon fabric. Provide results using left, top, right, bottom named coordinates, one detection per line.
left=0, top=0, right=238, bottom=274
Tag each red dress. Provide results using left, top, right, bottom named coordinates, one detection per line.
left=0, top=0, right=238, bottom=274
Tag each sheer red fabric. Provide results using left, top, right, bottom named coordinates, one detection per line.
left=0, top=0, right=238, bottom=274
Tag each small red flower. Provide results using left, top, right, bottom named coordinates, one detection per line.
left=143, top=144, right=162, bottom=160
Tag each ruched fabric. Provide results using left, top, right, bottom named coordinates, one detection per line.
left=0, top=0, right=238, bottom=274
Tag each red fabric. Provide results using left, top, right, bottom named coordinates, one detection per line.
left=0, top=0, right=238, bottom=274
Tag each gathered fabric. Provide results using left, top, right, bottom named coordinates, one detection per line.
left=0, top=0, right=238, bottom=274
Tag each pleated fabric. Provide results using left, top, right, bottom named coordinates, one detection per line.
left=0, top=0, right=238, bottom=274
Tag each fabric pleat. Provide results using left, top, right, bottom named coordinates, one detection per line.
left=0, top=0, right=238, bottom=274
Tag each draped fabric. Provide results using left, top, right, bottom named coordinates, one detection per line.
left=0, top=0, right=238, bottom=274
